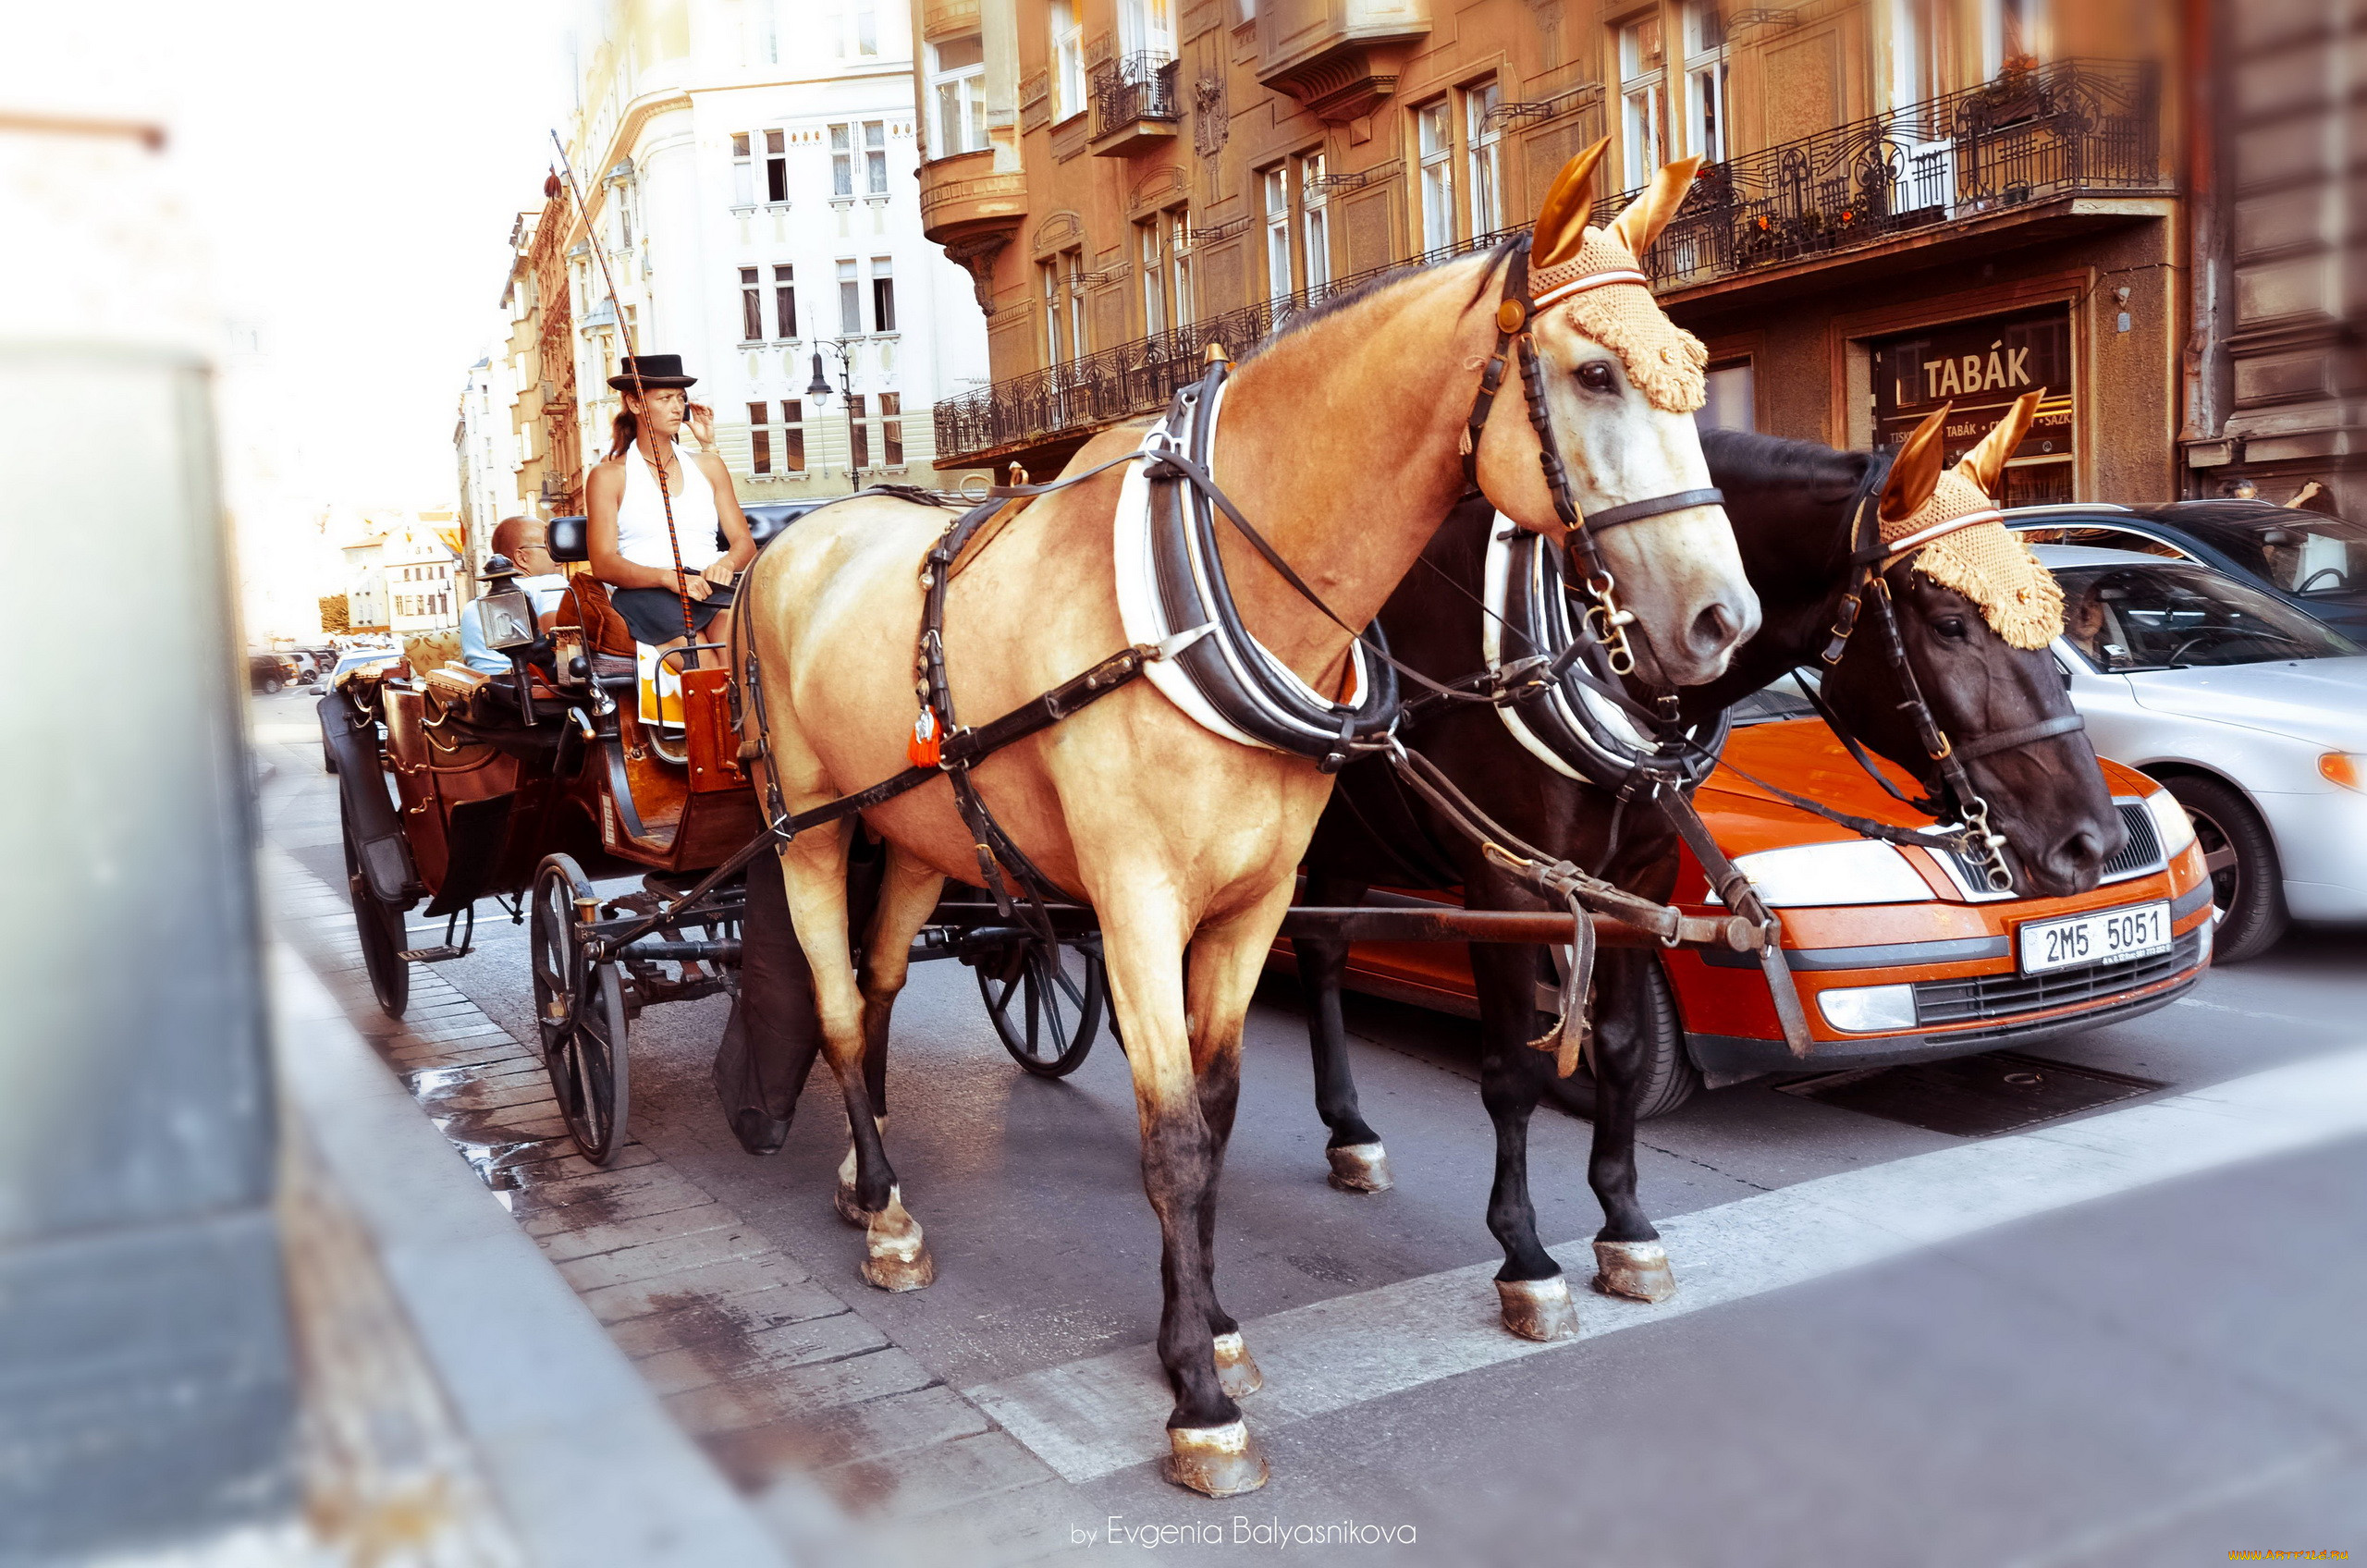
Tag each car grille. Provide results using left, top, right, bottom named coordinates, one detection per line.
left=1941, top=799, right=2165, bottom=894
left=1912, top=927, right=2203, bottom=1027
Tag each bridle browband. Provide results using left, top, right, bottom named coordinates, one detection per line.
left=1459, top=235, right=1725, bottom=677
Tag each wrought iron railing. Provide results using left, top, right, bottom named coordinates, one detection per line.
left=938, top=59, right=2165, bottom=464
left=1584, top=57, right=2164, bottom=289
left=1092, top=53, right=1181, bottom=141
left=934, top=224, right=1529, bottom=463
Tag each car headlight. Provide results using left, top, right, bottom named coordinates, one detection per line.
left=2320, top=753, right=2363, bottom=793
left=1724, top=839, right=1932, bottom=909
left=1818, top=983, right=1919, bottom=1034
left=2142, top=787, right=2198, bottom=857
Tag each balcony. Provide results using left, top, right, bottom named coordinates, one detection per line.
left=918, top=151, right=1027, bottom=313
left=1586, top=57, right=2169, bottom=305
left=1088, top=55, right=1180, bottom=158
left=934, top=59, right=2168, bottom=468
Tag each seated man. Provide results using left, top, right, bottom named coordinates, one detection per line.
left=460, top=516, right=573, bottom=673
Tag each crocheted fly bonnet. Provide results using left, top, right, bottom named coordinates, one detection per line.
left=1879, top=389, right=2064, bottom=651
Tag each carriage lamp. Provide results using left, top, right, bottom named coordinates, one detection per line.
left=1817, top=983, right=1919, bottom=1035
left=2141, top=787, right=2200, bottom=854
left=469, top=590, right=537, bottom=654
left=2321, top=753, right=2364, bottom=793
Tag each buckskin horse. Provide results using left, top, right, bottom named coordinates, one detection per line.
left=1293, top=392, right=2123, bottom=1336
left=730, top=144, right=1758, bottom=1494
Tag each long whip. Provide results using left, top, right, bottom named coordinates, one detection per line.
left=550, top=129, right=698, bottom=651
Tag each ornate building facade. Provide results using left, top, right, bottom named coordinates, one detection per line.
left=914, top=0, right=2194, bottom=509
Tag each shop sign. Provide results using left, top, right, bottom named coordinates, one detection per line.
left=1870, top=305, right=2074, bottom=474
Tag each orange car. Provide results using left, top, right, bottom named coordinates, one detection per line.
left=1313, top=701, right=2214, bottom=1104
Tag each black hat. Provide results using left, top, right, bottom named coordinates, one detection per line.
left=608, top=353, right=697, bottom=390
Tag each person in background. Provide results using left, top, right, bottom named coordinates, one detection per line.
left=460, top=516, right=572, bottom=673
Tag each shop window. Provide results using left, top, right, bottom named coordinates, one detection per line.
left=1870, top=305, right=2074, bottom=505
left=1696, top=361, right=1754, bottom=433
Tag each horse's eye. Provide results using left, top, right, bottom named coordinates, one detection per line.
left=1936, top=617, right=1969, bottom=642
left=1576, top=361, right=1619, bottom=395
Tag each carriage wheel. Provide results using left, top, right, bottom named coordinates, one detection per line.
left=976, top=935, right=1107, bottom=1078
left=339, top=797, right=409, bottom=1019
left=531, top=854, right=632, bottom=1164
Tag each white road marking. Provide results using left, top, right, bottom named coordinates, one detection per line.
left=964, top=1047, right=2367, bottom=1484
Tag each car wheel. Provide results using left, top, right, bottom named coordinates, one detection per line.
left=263, top=675, right=283, bottom=694
left=2166, top=774, right=2287, bottom=962
left=1540, top=958, right=1700, bottom=1121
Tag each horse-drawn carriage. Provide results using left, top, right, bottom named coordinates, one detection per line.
left=318, top=497, right=1122, bottom=1166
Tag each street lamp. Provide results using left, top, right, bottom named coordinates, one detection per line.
left=804, top=339, right=865, bottom=490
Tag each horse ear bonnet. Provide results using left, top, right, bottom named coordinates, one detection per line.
left=1881, top=390, right=2064, bottom=651
left=1528, top=154, right=1710, bottom=416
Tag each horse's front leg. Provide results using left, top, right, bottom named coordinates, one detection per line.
left=1292, top=872, right=1392, bottom=1193
left=1582, top=948, right=1676, bottom=1304
left=1094, top=876, right=1268, bottom=1498
left=1470, top=938, right=1582, bottom=1341
left=830, top=848, right=945, bottom=1231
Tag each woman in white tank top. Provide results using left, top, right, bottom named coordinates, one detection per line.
left=585, top=354, right=757, bottom=660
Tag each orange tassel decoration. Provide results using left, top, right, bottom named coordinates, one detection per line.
left=907, top=704, right=942, bottom=767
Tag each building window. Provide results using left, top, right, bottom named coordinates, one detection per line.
left=1041, top=259, right=1063, bottom=362
left=864, top=121, right=888, bottom=194
left=1696, top=361, right=1754, bottom=433
left=1890, top=0, right=1939, bottom=116
left=1681, top=4, right=1730, bottom=163
left=849, top=393, right=872, bottom=472
left=751, top=399, right=774, bottom=473
left=1120, top=0, right=1176, bottom=60
left=1263, top=165, right=1291, bottom=305
left=1066, top=250, right=1086, bottom=360
left=775, top=264, right=797, bottom=339
left=1416, top=100, right=1453, bottom=253
left=830, top=125, right=853, bottom=197
left=1300, top=152, right=1331, bottom=294
left=740, top=267, right=764, bottom=341
left=741, top=0, right=779, bottom=65
left=1982, top=0, right=2048, bottom=76
left=1464, top=83, right=1502, bottom=237
left=880, top=393, right=903, bottom=466
left=929, top=34, right=987, bottom=156
left=1170, top=210, right=1195, bottom=328
left=827, top=0, right=878, bottom=57
left=764, top=129, right=787, bottom=203
left=1619, top=15, right=1667, bottom=190
left=1139, top=218, right=1166, bottom=337
left=1051, top=0, right=1086, bottom=120
left=839, top=259, right=862, bottom=333
left=871, top=258, right=896, bottom=332
left=749, top=400, right=808, bottom=474
left=782, top=398, right=805, bottom=472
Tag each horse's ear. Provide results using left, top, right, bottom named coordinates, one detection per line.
left=1958, top=388, right=2043, bottom=497
left=1879, top=405, right=1951, bottom=523
left=1606, top=154, right=1704, bottom=259
left=1531, top=137, right=1613, bottom=269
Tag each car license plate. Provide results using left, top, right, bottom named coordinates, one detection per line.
left=2017, top=902, right=2172, bottom=976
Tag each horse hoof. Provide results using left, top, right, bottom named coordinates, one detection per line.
left=1591, top=1239, right=1677, bottom=1305
left=1160, top=1421, right=1268, bottom=1498
left=833, top=1183, right=867, bottom=1227
left=1213, top=1331, right=1263, bottom=1398
left=1325, top=1142, right=1394, bottom=1194
left=861, top=1242, right=936, bottom=1292
left=1496, top=1275, right=1580, bottom=1342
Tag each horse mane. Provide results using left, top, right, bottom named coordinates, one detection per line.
left=1697, top=428, right=1867, bottom=498
left=1243, top=238, right=1523, bottom=361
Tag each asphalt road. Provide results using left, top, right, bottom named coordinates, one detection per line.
left=251, top=689, right=2366, bottom=1565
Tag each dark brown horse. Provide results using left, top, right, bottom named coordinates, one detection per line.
left=1294, top=403, right=2125, bottom=1337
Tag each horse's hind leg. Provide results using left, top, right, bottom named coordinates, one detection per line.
left=770, top=824, right=934, bottom=1292
left=1092, top=876, right=1267, bottom=1497
left=1581, top=949, right=1675, bottom=1304
left=832, top=848, right=945, bottom=1228
left=1293, top=873, right=1392, bottom=1194
left=1470, top=938, right=1581, bottom=1341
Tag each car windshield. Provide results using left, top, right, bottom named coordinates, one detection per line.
left=2057, top=562, right=2360, bottom=670
left=1728, top=672, right=1819, bottom=726
left=2186, top=511, right=2367, bottom=597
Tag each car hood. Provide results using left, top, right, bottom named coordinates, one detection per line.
left=1693, top=719, right=2152, bottom=858
left=2128, top=656, right=2367, bottom=749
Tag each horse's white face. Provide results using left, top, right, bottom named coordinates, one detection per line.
left=1519, top=314, right=1760, bottom=688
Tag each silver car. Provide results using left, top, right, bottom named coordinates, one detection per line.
left=2033, top=544, right=2367, bottom=960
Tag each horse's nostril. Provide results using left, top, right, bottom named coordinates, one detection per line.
left=1691, top=601, right=1738, bottom=653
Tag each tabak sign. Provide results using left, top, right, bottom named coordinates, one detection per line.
left=1871, top=305, right=2074, bottom=471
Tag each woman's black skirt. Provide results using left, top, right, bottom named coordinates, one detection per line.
left=611, top=581, right=736, bottom=646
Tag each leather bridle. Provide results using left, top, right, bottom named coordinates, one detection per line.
left=1459, top=236, right=1725, bottom=677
